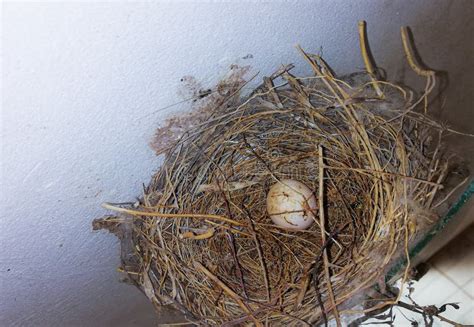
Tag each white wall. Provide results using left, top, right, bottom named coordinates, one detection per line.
left=2, top=1, right=473, bottom=326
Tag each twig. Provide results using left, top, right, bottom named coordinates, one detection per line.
left=358, top=21, right=384, bottom=97
left=243, top=205, right=271, bottom=302
left=225, top=232, right=249, bottom=299
left=102, top=202, right=244, bottom=226
left=194, top=261, right=263, bottom=327
left=400, top=27, right=435, bottom=77
left=318, top=146, right=341, bottom=327
left=400, top=26, right=436, bottom=114
left=397, top=301, right=465, bottom=326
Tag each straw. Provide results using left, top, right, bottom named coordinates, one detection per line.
left=93, top=23, right=455, bottom=326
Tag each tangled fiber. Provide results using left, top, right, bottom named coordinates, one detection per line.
left=94, top=24, right=457, bottom=326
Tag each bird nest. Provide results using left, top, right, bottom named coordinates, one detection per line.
left=94, top=24, right=453, bottom=326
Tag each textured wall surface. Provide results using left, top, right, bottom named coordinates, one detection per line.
left=1, top=1, right=473, bottom=326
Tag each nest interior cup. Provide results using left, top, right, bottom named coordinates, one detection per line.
left=94, top=25, right=456, bottom=326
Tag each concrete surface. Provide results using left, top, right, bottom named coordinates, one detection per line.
left=1, top=1, right=473, bottom=326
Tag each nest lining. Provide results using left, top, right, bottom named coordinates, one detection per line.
left=94, top=25, right=453, bottom=326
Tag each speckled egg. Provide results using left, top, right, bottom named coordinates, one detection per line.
left=266, top=179, right=317, bottom=230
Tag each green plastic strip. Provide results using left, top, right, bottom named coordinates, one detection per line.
left=386, top=180, right=474, bottom=282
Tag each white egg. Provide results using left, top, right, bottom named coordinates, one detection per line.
left=266, top=179, right=317, bottom=230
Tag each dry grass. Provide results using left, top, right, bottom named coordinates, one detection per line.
left=93, top=23, right=454, bottom=326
